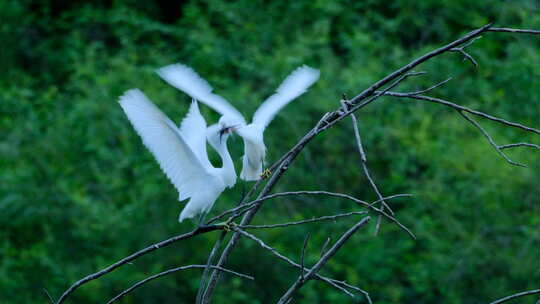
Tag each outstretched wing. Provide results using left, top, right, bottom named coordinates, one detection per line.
left=179, top=100, right=211, bottom=169
left=156, top=63, right=246, bottom=124
left=119, top=89, right=217, bottom=201
left=252, top=65, right=319, bottom=128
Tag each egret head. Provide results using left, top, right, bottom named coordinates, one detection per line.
left=217, top=116, right=242, bottom=140
left=206, top=123, right=233, bottom=150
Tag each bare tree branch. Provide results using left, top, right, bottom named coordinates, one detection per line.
left=450, top=36, right=482, bottom=66
left=379, top=92, right=540, bottom=136
left=458, top=110, right=526, bottom=167
left=240, top=211, right=367, bottom=229
left=106, top=264, right=253, bottom=304
left=324, top=71, right=427, bottom=133
left=487, top=27, right=540, bottom=35
left=277, top=217, right=371, bottom=303
left=43, top=288, right=54, bottom=304
left=55, top=224, right=222, bottom=304
left=499, top=142, right=540, bottom=151
left=300, top=234, right=311, bottom=282
left=487, top=288, right=540, bottom=304
left=347, top=24, right=492, bottom=106
left=350, top=111, right=394, bottom=235
left=401, top=77, right=453, bottom=96
left=320, top=237, right=331, bottom=258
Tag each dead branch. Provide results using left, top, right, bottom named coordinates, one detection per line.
left=487, top=288, right=540, bottom=304
left=106, top=264, right=253, bottom=304
left=239, top=211, right=367, bottom=229
left=457, top=110, right=526, bottom=167
left=378, top=92, right=540, bottom=136
left=487, top=28, right=540, bottom=35
left=499, top=142, right=540, bottom=151
left=55, top=224, right=222, bottom=304
left=350, top=111, right=393, bottom=235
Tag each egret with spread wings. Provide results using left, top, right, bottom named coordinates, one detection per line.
left=119, top=89, right=236, bottom=223
left=156, top=64, right=320, bottom=181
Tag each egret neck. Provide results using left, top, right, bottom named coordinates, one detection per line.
left=207, top=125, right=236, bottom=188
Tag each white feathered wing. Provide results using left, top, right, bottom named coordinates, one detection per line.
left=119, top=89, right=223, bottom=222
left=156, top=64, right=246, bottom=125
left=240, top=65, right=320, bottom=180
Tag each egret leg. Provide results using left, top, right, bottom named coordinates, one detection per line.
left=261, top=168, right=272, bottom=179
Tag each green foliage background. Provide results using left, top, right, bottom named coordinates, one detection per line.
left=1, top=1, right=540, bottom=303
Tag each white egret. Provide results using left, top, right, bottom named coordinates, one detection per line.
left=119, top=89, right=236, bottom=223
left=156, top=64, right=320, bottom=181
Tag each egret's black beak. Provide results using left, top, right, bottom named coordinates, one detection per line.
left=219, top=125, right=238, bottom=142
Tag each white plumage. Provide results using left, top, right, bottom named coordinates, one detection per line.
left=157, top=64, right=320, bottom=180
left=119, top=89, right=236, bottom=222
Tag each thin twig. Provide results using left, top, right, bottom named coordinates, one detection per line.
left=403, top=77, right=453, bottom=96
left=239, top=211, right=368, bottom=229
left=487, top=27, right=540, bottom=35
left=499, top=142, right=540, bottom=151
left=55, top=224, right=222, bottom=304
left=321, top=71, right=427, bottom=134
left=458, top=110, right=526, bottom=167
left=277, top=217, right=371, bottom=304
left=326, top=278, right=373, bottom=304
left=105, top=265, right=253, bottom=304
left=350, top=112, right=367, bottom=162
left=300, top=234, right=311, bottom=281
left=43, top=288, right=54, bottom=304
left=379, top=92, right=540, bottom=136
left=450, top=36, right=482, bottom=66
left=487, top=288, right=540, bottom=304
left=350, top=112, right=395, bottom=235
left=320, top=237, right=331, bottom=258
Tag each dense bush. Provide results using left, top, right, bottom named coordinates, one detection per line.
left=1, top=1, right=539, bottom=303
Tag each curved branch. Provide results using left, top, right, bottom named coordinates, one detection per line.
left=487, top=28, right=540, bottom=35
left=55, top=225, right=222, bottom=304
left=106, top=264, right=253, bottom=304
left=458, top=110, right=526, bottom=167
left=499, top=142, right=540, bottom=151
left=487, top=289, right=540, bottom=304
